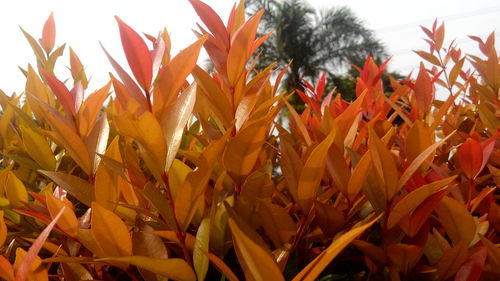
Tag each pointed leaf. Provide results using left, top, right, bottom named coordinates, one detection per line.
left=91, top=202, right=132, bottom=257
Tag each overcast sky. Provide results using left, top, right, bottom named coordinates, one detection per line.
left=0, top=0, right=498, bottom=94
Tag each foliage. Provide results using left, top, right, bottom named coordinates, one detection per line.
left=0, top=1, right=499, bottom=280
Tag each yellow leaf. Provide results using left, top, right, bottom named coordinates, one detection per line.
left=94, top=137, right=121, bottom=210
left=228, top=213, right=285, bottom=281
left=45, top=193, right=79, bottom=238
left=193, top=217, right=210, bottom=281
left=0, top=171, right=28, bottom=208
left=113, top=109, right=166, bottom=177
left=223, top=119, right=269, bottom=184
left=436, top=197, right=476, bottom=246
left=97, top=256, right=196, bottom=281
left=297, top=130, right=336, bottom=211
left=19, top=125, right=56, bottom=171
left=387, top=176, right=456, bottom=229
left=368, top=127, right=399, bottom=202
left=169, top=159, right=192, bottom=199
left=0, top=211, right=7, bottom=248
left=91, top=202, right=132, bottom=257
left=293, top=215, right=381, bottom=281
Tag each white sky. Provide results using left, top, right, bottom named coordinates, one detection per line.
left=0, top=0, right=499, bottom=94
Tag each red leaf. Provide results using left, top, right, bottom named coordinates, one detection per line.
left=459, top=138, right=483, bottom=179
left=315, top=72, right=326, bottom=99
left=40, top=68, right=76, bottom=116
left=189, top=0, right=229, bottom=50
left=454, top=247, right=487, bottom=281
left=40, top=12, right=55, bottom=54
left=15, top=207, right=65, bottom=281
left=115, top=16, right=153, bottom=91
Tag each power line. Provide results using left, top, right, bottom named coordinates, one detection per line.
left=375, top=5, right=500, bottom=33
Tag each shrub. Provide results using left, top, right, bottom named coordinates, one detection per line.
left=0, top=1, right=498, bottom=280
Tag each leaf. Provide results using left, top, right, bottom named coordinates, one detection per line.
left=19, top=125, right=56, bottom=171
left=20, top=27, right=46, bottom=64
left=387, top=244, right=422, bottom=274
left=398, top=131, right=455, bottom=189
left=346, top=151, right=371, bottom=201
left=97, top=256, right=196, bottom=281
left=154, top=35, right=207, bottom=118
left=285, top=100, right=312, bottom=146
left=0, top=210, right=7, bottom=248
left=162, top=82, right=196, bottom=172
left=69, top=47, right=88, bottom=88
left=455, top=246, right=487, bottom=281
left=15, top=207, right=65, bottom=281
left=387, top=176, right=456, bottom=229
left=101, top=43, right=148, bottom=109
left=223, top=119, right=269, bottom=184
left=257, top=199, right=296, bottom=247
left=85, top=114, right=110, bottom=175
left=45, top=193, right=79, bottom=238
left=113, top=110, right=166, bottom=177
left=436, top=242, right=468, bottom=280
left=368, top=126, right=399, bottom=201
left=1, top=171, right=28, bottom=209
left=39, top=171, right=94, bottom=207
left=414, top=63, right=435, bottom=116
left=405, top=120, right=434, bottom=172
left=413, top=50, right=441, bottom=66
left=77, top=82, right=111, bottom=138
left=193, top=217, right=210, bottom=281
left=459, top=138, right=483, bottom=179
left=0, top=255, right=14, bottom=281
left=449, top=58, right=465, bottom=85
left=205, top=252, right=240, bottom=281
left=115, top=16, right=152, bottom=91
left=94, top=137, right=121, bottom=210
left=189, top=0, right=229, bottom=49
left=34, top=96, right=92, bottom=174
left=293, top=215, right=381, bottom=281
left=40, top=68, right=76, bottom=117
left=297, top=130, right=336, bottom=211
left=91, top=202, right=132, bottom=257
left=227, top=209, right=285, bottom=281
left=40, top=13, right=55, bottom=54
left=436, top=196, right=476, bottom=246
left=226, top=10, right=263, bottom=86
left=479, top=235, right=500, bottom=272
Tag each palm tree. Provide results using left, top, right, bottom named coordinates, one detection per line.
left=247, top=0, right=387, bottom=97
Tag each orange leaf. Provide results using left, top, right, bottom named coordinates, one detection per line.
left=297, top=130, right=336, bottom=211
left=293, top=215, right=381, bottom=281
left=387, top=176, right=456, bottom=229
left=91, top=202, right=132, bottom=257
left=115, top=16, right=152, bottom=91
left=40, top=13, right=55, bottom=54
left=153, top=35, right=207, bottom=119
left=436, top=196, right=476, bottom=246
left=0, top=255, right=14, bottom=281
left=0, top=211, right=7, bottom=248
left=45, top=193, right=79, bottom=238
